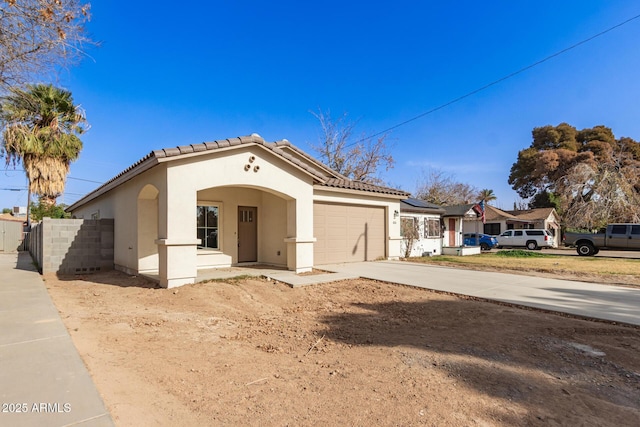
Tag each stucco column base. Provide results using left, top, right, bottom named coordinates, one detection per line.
left=388, top=236, right=403, bottom=260
left=155, top=238, right=200, bottom=288
left=284, top=237, right=315, bottom=274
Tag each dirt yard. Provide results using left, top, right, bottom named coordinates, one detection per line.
left=45, top=271, right=640, bottom=426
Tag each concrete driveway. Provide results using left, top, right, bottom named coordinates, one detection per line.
left=321, top=260, right=640, bottom=326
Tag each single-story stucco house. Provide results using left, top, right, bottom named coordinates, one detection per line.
left=67, top=134, right=409, bottom=288
left=441, top=204, right=481, bottom=247
left=463, top=205, right=560, bottom=246
left=399, top=198, right=445, bottom=257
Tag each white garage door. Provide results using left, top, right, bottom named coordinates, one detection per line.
left=314, top=202, right=386, bottom=265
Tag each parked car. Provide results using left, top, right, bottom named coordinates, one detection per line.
left=463, top=233, right=498, bottom=251
left=564, top=223, right=640, bottom=256
left=496, top=229, right=554, bottom=250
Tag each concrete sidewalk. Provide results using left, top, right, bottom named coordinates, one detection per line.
left=193, top=265, right=359, bottom=288
left=322, top=260, right=640, bottom=326
left=0, top=252, right=113, bottom=427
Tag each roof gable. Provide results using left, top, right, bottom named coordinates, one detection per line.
left=68, top=135, right=408, bottom=211
left=442, top=204, right=477, bottom=217
left=505, top=207, right=558, bottom=221
left=484, top=205, right=518, bottom=221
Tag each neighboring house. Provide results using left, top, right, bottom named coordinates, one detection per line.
left=463, top=206, right=560, bottom=247
left=505, top=208, right=561, bottom=241
left=0, top=213, right=25, bottom=223
left=0, top=213, right=25, bottom=252
left=441, top=204, right=481, bottom=248
left=463, top=205, right=525, bottom=236
left=67, top=135, right=409, bottom=288
left=400, top=198, right=445, bottom=257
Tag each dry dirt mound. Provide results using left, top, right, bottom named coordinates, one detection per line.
left=45, top=271, right=640, bottom=426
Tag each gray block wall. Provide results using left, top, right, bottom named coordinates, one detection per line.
left=28, top=218, right=114, bottom=274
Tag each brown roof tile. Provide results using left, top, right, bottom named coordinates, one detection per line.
left=505, top=207, right=556, bottom=221
left=322, top=178, right=409, bottom=196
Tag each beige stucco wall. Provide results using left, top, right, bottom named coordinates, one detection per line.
left=70, top=143, right=405, bottom=286
left=166, top=146, right=317, bottom=279
left=195, top=187, right=288, bottom=269
left=71, top=164, right=167, bottom=275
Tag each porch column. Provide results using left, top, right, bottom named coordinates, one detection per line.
left=156, top=176, right=199, bottom=288
left=284, top=198, right=314, bottom=273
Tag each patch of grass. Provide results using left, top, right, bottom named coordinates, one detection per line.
left=419, top=256, right=468, bottom=263
left=407, top=252, right=640, bottom=285
left=199, top=275, right=256, bottom=284
left=494, top=250, right=551, bottom=258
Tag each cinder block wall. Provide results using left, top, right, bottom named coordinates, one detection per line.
left=29, top=218, right=114, bottom=274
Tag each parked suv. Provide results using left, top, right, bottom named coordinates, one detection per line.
left=496, top=229, right=554, bottom=250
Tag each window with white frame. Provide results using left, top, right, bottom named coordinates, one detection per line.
left=425, top=218, right=440, bottom=238
left=197, top=204, right=219, bottom=250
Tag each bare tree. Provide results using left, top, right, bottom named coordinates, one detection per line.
left=311, top=109, right=394, bottom=185
left=0, top=0, right=93, bottom=91
left=415, top=169, right=478, bottom=206
left=400, top=216, right=419, bottom=258
left=556, top=147, right=640, bottom=228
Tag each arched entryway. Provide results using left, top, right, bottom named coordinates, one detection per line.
left=138, top=184, right=159, bottom=272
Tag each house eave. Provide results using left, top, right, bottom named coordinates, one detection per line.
left=313, top=185, right=407, bottom=200
left=67, top=156, right=160, bottom=212
left=400, top=207, right=445, bottom=215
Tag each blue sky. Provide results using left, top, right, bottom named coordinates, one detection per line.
left=2, top=1, right=640, bottom=210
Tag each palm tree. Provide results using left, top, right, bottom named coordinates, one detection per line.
left=478, top=188, right=497, bottom=205
left=1, top=84, right=87, bottom=206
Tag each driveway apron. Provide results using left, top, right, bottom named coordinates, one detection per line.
left=322, top=260, right=640, bottom=326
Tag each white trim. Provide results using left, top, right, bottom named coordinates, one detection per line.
left=155, top=238, right=201, bottom=246
left=284, top=237, right=317, bottom=243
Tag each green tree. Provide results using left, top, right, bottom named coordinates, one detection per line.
left=30, top=200, right=69, bottom=221
left=478, top=189, right=497, bottom=204
left=528, top=191, right=560, bottom=210
left=509, top=123, right=640, bottom=226
left=1, top=83, right=87, bottom=206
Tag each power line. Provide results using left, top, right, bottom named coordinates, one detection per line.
left=1, top=169, right=103, bottom=184
left=356, top=12, right=640, bottom=144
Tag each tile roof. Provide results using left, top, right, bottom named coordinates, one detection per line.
left=321, top=178, right=408, bottom=195
left=505, top=207, right=557, bottom=221
left=0, top=213, right=26, bottom=222
left=68, top=135, right=408, bottom=211
left=484, top=205, right=518, bottom=221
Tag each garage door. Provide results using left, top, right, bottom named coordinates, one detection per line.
left=314, top=202, right=386, bottom=265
